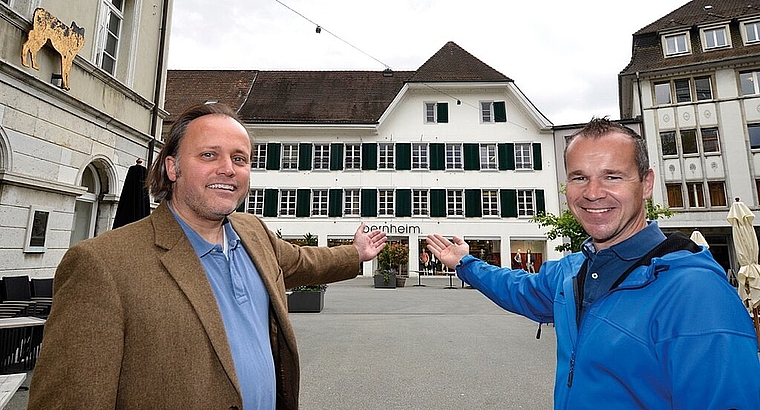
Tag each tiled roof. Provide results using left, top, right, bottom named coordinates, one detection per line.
left=408, top=41, right=512, bottom=83
left=165, top=42, right=511, bottom=125
left=620, top=0, right=760, bottom=75
left=163, top=70, right=257, bottom=121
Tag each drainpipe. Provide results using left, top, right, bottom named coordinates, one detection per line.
left=147, top=0, right=170, bottom=169
left=635, top=71, right=646, bottom=139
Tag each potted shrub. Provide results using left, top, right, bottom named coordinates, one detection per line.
left=284, top=232, right=327, bottom=312
left=375, top=242, right=409, bottom=288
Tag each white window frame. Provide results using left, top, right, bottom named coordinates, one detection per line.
left=378, top=189, right=394, bottom=217
left=281, top=143, right=298, bottom=170
left=279, top=189, right=297, bottom=216
left=345, top=143, right=361, bottom=170
left=312, top=189, right=328, bottom=216
left=412, top=143, right=428, bottom=170
left=412, top=189, right=428, bottom=216
left=95, top=0, right=124, bottom=75
left=445, top=143, right=462, bottom=170
left=313, top=144, right=330, bottom=170
left=663, top=32, right=690, bottom=56
left=517, top=190, right=536, bottom=217
left=482, top=189, right=499, bottom=217
left=425, top=102, right=437, bottom=123
left=740, top=70, right=760, bottom=96
left=446, top=189, right=463, bottom=217
left=252, top=144, right=266, bottom=170
left=480, top=101, right=493, bottom=123
left=480, top=144, right=497, bottom=170
left=247, top=189, right=264, bottom=216
left=378, top=143, right=395, bottom=170
left=702, top=25, right=730, bottom=50
left=515, top=143, right=533, bottom=170
left=743, top=20, right=760, bottom=44
left=344, top=189, right=360, bottom=217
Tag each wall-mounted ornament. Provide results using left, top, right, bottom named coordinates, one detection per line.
left=21, top=8, right=85, bottom=91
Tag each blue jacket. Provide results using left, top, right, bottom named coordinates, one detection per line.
left=457, top=247, right=760, bottom=409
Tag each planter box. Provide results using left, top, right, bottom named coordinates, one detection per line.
left=374, top=273, right=396, bottom=288
left=287, top=290, right=325, bottom=313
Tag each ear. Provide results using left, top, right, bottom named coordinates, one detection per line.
left=642, top=168, right=655, bottom=200
left=166, top=156, right=178, bottom=182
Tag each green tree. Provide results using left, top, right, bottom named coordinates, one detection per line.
left=532, top=198, right=674, bottom=253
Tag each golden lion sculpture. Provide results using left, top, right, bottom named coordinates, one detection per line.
left=21, top=8, right=86, bottom=91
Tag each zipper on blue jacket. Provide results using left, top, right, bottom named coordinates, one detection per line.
left=567, top=351, right=576, bottom=387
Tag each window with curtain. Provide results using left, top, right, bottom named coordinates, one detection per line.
left=666, top=184, right=684, bottom=208
left=687, top=182, right=705, bottom=208
left=701, top=128, right=720, bottom=153
left=707, top=182, right=727, bottom=207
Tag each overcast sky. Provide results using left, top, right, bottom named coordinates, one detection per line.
left=167, top=0, right=689, bottom=125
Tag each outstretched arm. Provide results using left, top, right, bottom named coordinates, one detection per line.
left=353, top=222, right=387, bottom=261
left=426, top=234, right=469, bottom=269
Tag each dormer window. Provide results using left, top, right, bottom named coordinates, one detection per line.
left=742, top=20, right=760, bottom=44
left=701, top=25, right=730, bottom=50
left=663, top=32, right=690, bottom=56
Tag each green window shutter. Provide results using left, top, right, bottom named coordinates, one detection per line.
left=298, top=144, right=312, bottom=171
left=429, top=143, right=445, bottom=170
left=465, top=189, right=482, bottom=217
left=396, top=189, right=411, bottom=217
left=535, top=189, right=545, bottom=214
left=437, top=102, right=448, bottom=123
left=532, top=143, right=543, bottom=170
left=396, top=143, right=411, bottom=170
left=501, top=189, right=517, bottom=217
left=361, top=188, right=377, bottom=217
left=266, top=143, right=281, bottom=170
left=498, top=143, right=515, bottom=170
left=494, top=101, right=507, bottom=123
left=330, top=143, right=344, bottom=171
left=264, top=189, right=278, bottom=217
left=430, top=189, right=446, bottom=217
left=235, top=201, right=246, bottom=213
left=463, top=143, right=480, bottom=170
left=296, top=189, right=310, bottom=217
left=362, top=143, right=377, bottom=170
left=329, top=189, right=343, bottom=217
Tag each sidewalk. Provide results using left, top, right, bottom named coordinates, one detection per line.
left=7, top=276, right=557, bottom=409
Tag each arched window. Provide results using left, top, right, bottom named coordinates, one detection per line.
left=69, top=164, right=101, bottom=246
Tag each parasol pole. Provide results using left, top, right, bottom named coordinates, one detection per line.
left=744, top=278, right=760, bottom=342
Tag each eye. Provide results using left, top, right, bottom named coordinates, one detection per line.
left=201, top=152, right=214, bottom=158
left=233, top=155, right=249, bottom=164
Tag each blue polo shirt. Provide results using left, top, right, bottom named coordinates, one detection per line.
left=579, top=222, right=666, bottom=320
left=170, top=207, right=275, bottom=410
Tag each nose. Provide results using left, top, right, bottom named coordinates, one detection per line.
left=217, top=156, right=235, bottom=176
left=583, top=178, right=606, bottom=201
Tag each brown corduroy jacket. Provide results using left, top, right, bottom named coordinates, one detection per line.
left=28, top=202, right=360, bottom=409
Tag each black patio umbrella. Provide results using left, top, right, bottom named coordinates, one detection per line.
left=113, top=159, right=150, bottom=229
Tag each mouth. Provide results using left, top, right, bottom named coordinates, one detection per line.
left=583, top=207, right=612, bottom=214
left=207, top=183, right=236, bottom=192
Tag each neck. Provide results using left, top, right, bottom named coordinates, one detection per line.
left=168, top=201, right=225, bottom=244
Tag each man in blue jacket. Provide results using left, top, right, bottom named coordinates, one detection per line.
left=427, top=118, right=760, bottom=409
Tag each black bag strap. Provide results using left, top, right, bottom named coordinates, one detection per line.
left=610, top=231, right=701, bottom=289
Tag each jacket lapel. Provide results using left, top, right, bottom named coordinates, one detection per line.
left=150, top=203, right=241, bottom=394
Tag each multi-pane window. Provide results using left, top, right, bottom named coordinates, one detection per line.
left=247, top=189, right=264, bottom=216
left=708, top=182, right=727, bottom=207
left=378, top=190, right=394, bottom=216
left=424, top=102, right=448, bottom=123
left=446, top=190, right=463, bottom=217
left=482, top=190, right=499, bottom=216
left=660, top=131, right=677, bottom=156
left=344, top=189, right=360, bottom=216
left=740, top=71, right=760, bottom=96
left=701, top=128, right=720, bottom=153
left=282, top=144, right=298, bottom=170
left=445, top=144, right=462, bottom=170
left=703, top=26, right=728, bottom=50
left=680, top=129, right=698, bottom=155
left=313, top=144, right=330, bottom=170
left=280, top=190, right=297, bottom=216
left=694, top=77, right=713, bottom=101
left=517, top=190, right=535, bottom=217
left=480, top=144, right=497, bottom=170
left=655, top=77, right=712, bottom=104
left=664, top=33, right=689, bottom=56
left=666, top=184, right=684, bottom=208
left=97, top=0, right=124, bottom=75
left=413, top=189, right=428, bottom=216
left=745, top=21, right=760, bottom=44
left=654, top=81, right=671, bottom=105
left=515, top=143, right=533, bottom=170
left=378, top=143, right=395, bottom=170
left=674, top=79, right=691, bottom=103
left=312, top=190, right=328, bottom=216
left=252, top=144, right=266, bottom=169
left=481, top=102, right=493, bottom=123
left=749, top=124, right=760, bottom=149
left=345, top=143, right=361, bottom=170
left=412, top=143, right=428, bottom=170
left=687, top=182, right=705, bottom=208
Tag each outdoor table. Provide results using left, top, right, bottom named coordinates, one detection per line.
left=0, top=373, right=25, bottom=409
